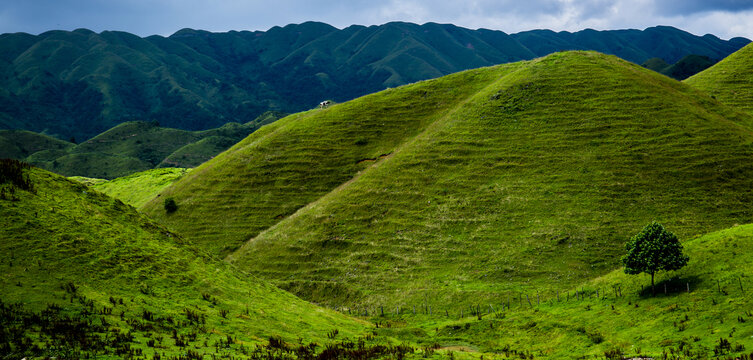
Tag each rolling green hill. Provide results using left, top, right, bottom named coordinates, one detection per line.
left=0, top=161, right=369, bottom=358
left=642, top=54, right=716, bottom=80
left=1, top=24, right=748, bottom=140
left=144, top=51, right=753, bottom=312
left=685, top=43, right=753, bottom=116
left=86, top=167, right=189, bottom=208
left=1, top=111, right=283, bottom=178
left=0, top=129, right=73, bottom=159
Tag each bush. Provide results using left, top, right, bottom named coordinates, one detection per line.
left=164, top=198, right=178, bottom=213
left=0, top=158, right=34, bottom=191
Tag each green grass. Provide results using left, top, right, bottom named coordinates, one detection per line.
left=686, top=43, right=753, bottom=115
left=0, top=165, right=370, bottom=358
left=142, top=63, right=513, bottom=256
left=365, top=223, right=753, bottom=359
left=85, top=167, right=189, bottom=208
left=145, top=51, right=753, bottom=312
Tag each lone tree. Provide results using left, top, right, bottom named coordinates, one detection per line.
left=622, top=221, right=689, bottom=295
left=164, top=197, right=178, bottom=213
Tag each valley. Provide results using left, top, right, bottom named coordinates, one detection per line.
left=2, top=26, right=753, bottom=359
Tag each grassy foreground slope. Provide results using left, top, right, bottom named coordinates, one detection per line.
left=0, top=164, right=367, bottom=358
left=87, top=167, right=189, bottom=208
left=222, top=51, right=753, bottom=308
left=686, top=43, right=753, bottom=115
left=371, top=223, right=753, bottom=359
left=143, top=65, right=517, bottom=256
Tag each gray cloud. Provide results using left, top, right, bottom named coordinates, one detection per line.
left=654, top=0, right=753, bottom=15
left=0, top=0, right=751, bottom=40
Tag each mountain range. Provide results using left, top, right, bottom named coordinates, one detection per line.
left=1, top=22, right=749, bottom=140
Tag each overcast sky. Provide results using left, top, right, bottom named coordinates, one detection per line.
left=1, top=0, right=752, bottom=40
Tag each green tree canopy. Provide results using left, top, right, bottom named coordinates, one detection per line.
left=622, top=221, right=689, bottom=294
left=164, top=197, right=178, bottom=213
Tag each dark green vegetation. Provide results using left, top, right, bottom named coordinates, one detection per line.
left=686, top=43, right=753, bottom=116
left=0, top=162, right=371, bottom=358
left=1, top=110, right=282, bottom=178
left=0, top=23, right=747, bottom=139
left=623, top=222, right=689, bottom=294
left=144, top=50, right=753, bottom=315
left=642, top=54, right=716, bottom=80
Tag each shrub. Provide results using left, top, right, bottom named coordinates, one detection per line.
left=0, top=159, right=34, bottom=198
left=164, top=197, right=178, bottom=213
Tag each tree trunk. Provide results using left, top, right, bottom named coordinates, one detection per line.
left=651, top=272, right=655, bottom=296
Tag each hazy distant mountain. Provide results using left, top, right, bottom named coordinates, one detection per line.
left=1, top=22, right=749, bottom=140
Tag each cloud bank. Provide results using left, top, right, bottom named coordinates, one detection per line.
left=1, top=0, right=751, bottom=40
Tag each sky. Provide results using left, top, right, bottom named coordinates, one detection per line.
left=1, top=0, right=753, bottom=40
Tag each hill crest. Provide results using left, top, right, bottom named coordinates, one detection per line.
left=144, top=50, right=753, bottom=308
left=685, top=43, right=753, bottom=116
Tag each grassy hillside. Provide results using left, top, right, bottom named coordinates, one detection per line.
left=686, top=43, right=753, bottom=116
left=2, top=114, right=282, bottom=178
left=142, top=63, right=516, bottom=256
left=87, top=167, right=189, bottom=208
left=0, top=161, right=369, bottom=358
left=367, top=223, right=753, bottom=359
left=146, top=51, right=753, bottom=312
left=1, top=24, right=747, bottom=140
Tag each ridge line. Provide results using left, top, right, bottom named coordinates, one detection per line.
left=224, top=65, right=523, bottom=262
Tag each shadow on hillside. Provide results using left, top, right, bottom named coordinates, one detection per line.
left=637, top=275, right=702, bottom=298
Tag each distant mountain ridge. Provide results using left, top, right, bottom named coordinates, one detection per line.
left=1, top=22, right=749, bottom=140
